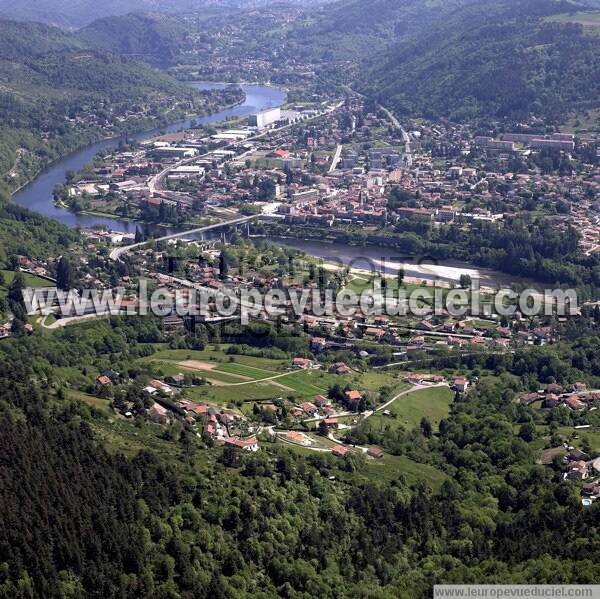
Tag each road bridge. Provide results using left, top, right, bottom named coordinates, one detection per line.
left=109, top=214, right=261, bottom=261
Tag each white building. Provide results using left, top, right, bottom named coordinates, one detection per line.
left=249, top=107, right=281, bottom=129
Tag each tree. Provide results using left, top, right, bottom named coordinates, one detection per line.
left=318, top=420, right=329, bottom=437
left=11, top=317, right=26, bottom=337
left=397, top=267, right=405, bottom=289
left=7, top=273, right=25, bottom=307
left=56, top=256, right=74, bottom=291
left=420, top=417, right=433, bottom=438
left=518, top=421, right=536, bottom=443
left=459, top=274, right=472, bottom=289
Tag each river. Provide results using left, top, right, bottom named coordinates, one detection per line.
left=12, top=82, right=535, bottom=289
left=271, top=237, right=540, bottom=290
left=12, top=82, right=287, bottom=232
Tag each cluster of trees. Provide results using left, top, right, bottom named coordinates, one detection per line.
left=0, top=195, right=78, bottom=265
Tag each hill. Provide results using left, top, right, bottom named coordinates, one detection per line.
left=0, top=19, right=213, bottom=191
left=0, top=192, right=79, bottom=265
left=78, top=13, right=197, bottom=66
left=0, top=0, right=228, bottom=28
left=0, top=0, right=326, bottom=29
left=80, top=0, right=482, bottom=64
left=364, top=0, right=600, bottom=122
left=78, top=0, right=600, bottom=126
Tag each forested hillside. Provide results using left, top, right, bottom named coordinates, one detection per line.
left=0, top=0, right=326, bottom=28
left=0, top=317, right=599, bottom=597
left=78, top=13, right=191, bottom=65
left=0, top=19, right=215, bottom=191
left=79, top=0, right=481, bottom=67
left=0, top=0, right=238, bottom=28
left=0, top=193, right=79, bottom=265
left=77, top=0, right=600, bottom=124
left=365, top=0, right=600, bottom=122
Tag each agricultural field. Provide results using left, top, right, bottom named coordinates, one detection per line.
left=135, top=345, right=411, bottom=408
left=136, top=345, right=290, bottom=385
left=187, top=380, right=291, bottom=406
left=216, top=362, right=276, bottom=380
left=67, top=390, right=112, bottom=415
left=549, top=11, right=600, bottom=32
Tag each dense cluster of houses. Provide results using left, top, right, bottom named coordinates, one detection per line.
left=519, top=382, right=599, bottom=411
left=562, top=447, right=600, bottom=505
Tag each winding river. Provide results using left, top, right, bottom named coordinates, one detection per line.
left=12, top=82, right=287, bottom=232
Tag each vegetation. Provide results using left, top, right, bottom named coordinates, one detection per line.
left=0, top=18, right=224, bottom=191
left=366, top=0, right=600, bottom=122
left=0, top=316, right=599, bottom=596
left=0, top=194, right=79, bottom=265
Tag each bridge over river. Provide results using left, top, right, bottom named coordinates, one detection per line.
left=109, top=214, right=264, bottom=261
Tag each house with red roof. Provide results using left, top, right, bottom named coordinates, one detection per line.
left=225, top=436, right=259, bottom=452
left=345, top=390, right=362, bottom=401
left=292, top=357, right=312, bottom=369
left=332, top=445, right=349, bottom=458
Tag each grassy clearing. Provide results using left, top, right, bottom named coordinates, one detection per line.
left=203, top=371, right=253, bottom=384
left=557, top=426, right=600, bottom=454
left=369, top=386, right=453, bottom=431
left=145, top=346, right=286, bottom=371
left=91, top=417, right=183, bottom=459
left=357, top=371, right=408, bottom=391
left=361, top=454, right=447, bottom=490
left=186, top=381, right=287, bottom=405
left=0, top=269, right=54, bottom=292
left=549, top=11, right=600, bottom=26
left=280, top=371, right=331, bottom=396
left=149, top=347, right=230, bottom=362
left=68, top=390, right=113, bottom=415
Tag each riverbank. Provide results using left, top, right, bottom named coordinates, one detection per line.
left=12, top=83, right=286, bottom=232
left=8, top=88, right=246, bottom=200
left=263, top=235, right=543, bottom=291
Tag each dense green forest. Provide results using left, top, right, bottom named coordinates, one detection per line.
left=365, top=0, right=600, bottom=122
left=0, top=193, right=79, bottom=265
left=0, top=316, right=598, bottom=597
left=78, top=13, right=193, bottom=66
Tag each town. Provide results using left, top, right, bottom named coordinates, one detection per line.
left=2, top=87, right=600, bottom=513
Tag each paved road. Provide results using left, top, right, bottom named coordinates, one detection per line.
left=272, top=383, right=449, bottom=455
left=378, top=104, right=413, bottom=167
left=149, top=100, right=344, bottom=196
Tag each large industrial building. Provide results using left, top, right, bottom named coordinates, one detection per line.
left=249, top=107, right=281, bottom=129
